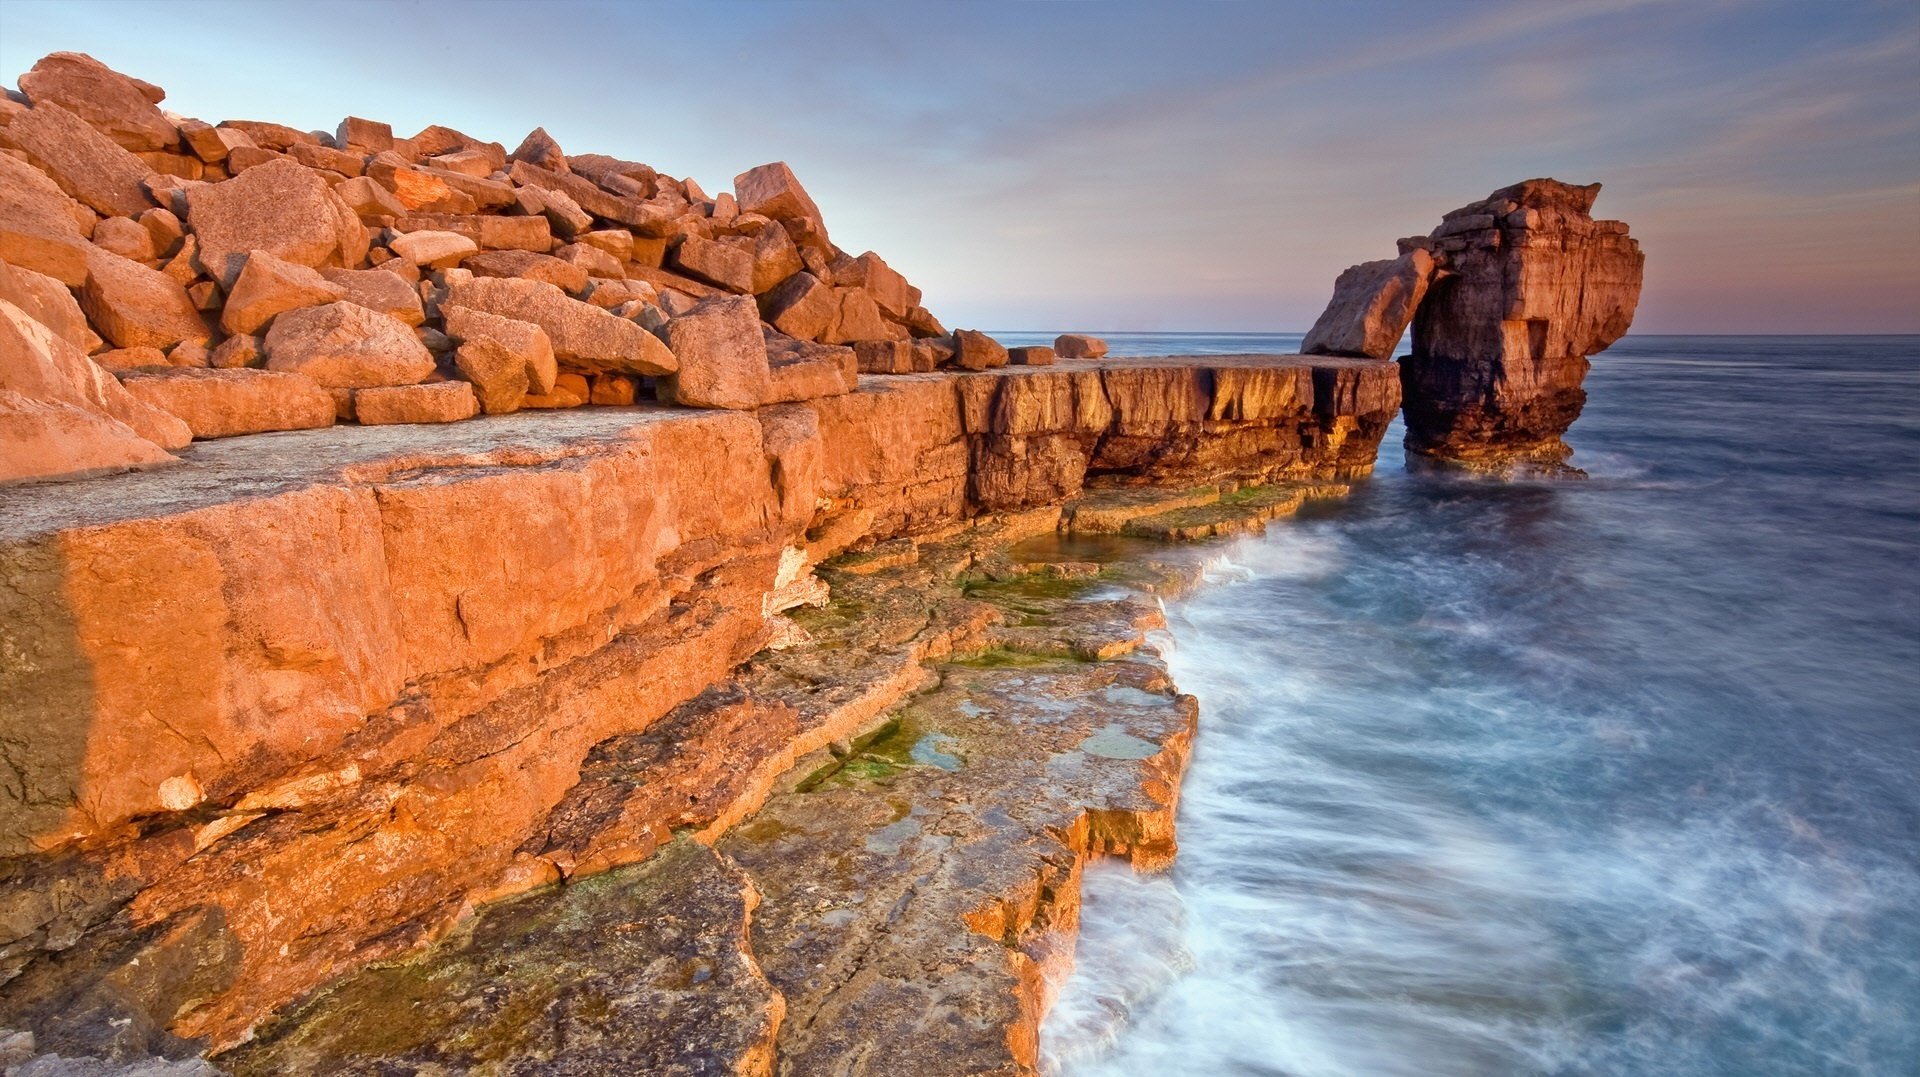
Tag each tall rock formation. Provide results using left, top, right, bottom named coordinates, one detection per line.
left=1404, top=179, right=1642, bottom=464
left=1304, top=178, right=1644, bottom=466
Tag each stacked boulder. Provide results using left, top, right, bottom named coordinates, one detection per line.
left=1302, top=178, right=1643, bottom=465
left=0, top=51, right=1000, bottom=485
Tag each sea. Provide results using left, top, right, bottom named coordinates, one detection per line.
left=995, top=334, right=1920, bottom=1077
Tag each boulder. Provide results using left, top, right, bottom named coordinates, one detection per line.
left=660, top=294, right=772, bottom=410
left=353, top=380, right=478, bottom=425
left=588, top=373, right=638, bottom=405
left=4, top=102, right=154, bottom=218
left=522, top=371, right=589, bottom=408
left=210, top=333, right=263, bottom=368
left=0, top=259, right=99, bottom=354
left=556, top=243, right=623, bottom=280
left=462, top=249, right=589, bottom=293
left=442, top=305, right=558, bottom=394
left=91, top=345, right=170, bottom=371
left=512, top=127, right=569, bottom=173
left=453, top=336, right=530, bottom=414
left=733, top=162, right=827, bottom=243
left=669, top=234, right=753, bottom=294
left=1009, top=345, right=1057, bottom=367
left=334, top=175, right=408, bottom=221
left=389, top=230, right=477, bottom=268
left=821, top=288, right=893, bottom=345
left=185, top=158, right=366, bottom=287
left=90, top=216, right=155, bottom=261
left=320, top=267, right=426, bottom=325
left=78, top=246, right=210, bottom=350
left=951, top=329, right=1009, bottom=371
left=0, top=153, right=95, bottom=285
left=262, top=301, right=435, bottom=388
left=177, top=119, right=252, bottom=164
left=1053, top=334, right=1108, bottom=359
left=221, top=249, right=348, bottom=334
left=17, top=52, right=177, bottom=152
left=0, top=291, right=187, bottom=483
left=854, top=340, right=914, bottom=375
left=116, top=367, right=336, bottom=438
left=764, top=329, right=857, bottom=403
left=444, top=276, right=675, bottom=376
left=337, top=116, right=394, bottom=154
left=748, top=226, right=804, bottom=295
left=1301, top=249, right=1434, bottom=359
left=839, top=252, right=911, bottom=318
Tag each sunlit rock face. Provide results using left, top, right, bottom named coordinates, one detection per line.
left=1401, top=178, right=1644, bottom=466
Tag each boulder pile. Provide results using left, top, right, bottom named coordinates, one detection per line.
left=1302, top=178, right=1644, bottom=465
left=0, top=52, right=1116, bottom=486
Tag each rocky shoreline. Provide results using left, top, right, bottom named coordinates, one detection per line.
left=1, top=50, right=1641, bottom=1076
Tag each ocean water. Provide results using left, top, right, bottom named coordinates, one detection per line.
left=1028, top=335, right=1920, bottom=1076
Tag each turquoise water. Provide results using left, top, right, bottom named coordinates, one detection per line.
left=1036, top=336, right=1920, bottom=1076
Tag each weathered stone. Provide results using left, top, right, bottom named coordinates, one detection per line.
left=453, top=336, right=529, bottom=414
left=669, top=234, right=753, bottom=293
left=508, top=160, right=677, bottom=236
left=78, top=246, right=209, bottom=350
left=18, top=52, right=177, bottom=153
left=177, top=118, right=250, bottom=163
left=185, top=158, right=366, bottom=287
left=854, top=339, right=915, bottom=374
left=839, top=251, right=911, bottom=317
left=5, top=102, right=154, bottom=218
left=511, top=127, right=569, bottom=173
left=555, top=242, right=623, bottom=280
left=1010, top=345, right=1057, bottom=366
left=335, top=117, right=393, bottom=155
left=821, top=287, right=895, bottom=345
left=117, top=367, right=336, bottom=438
left=218, top=843, right=780, bottom=1077
left=441, top=305, right=558, bottom=394
left=138, top=207, right=185, bottom=258
left=1054, top=333, right=1108, bottom=359
left=589, top=373, right=638, bottom=405
left=1401, top=178, right=1644, bottom=464
left=748, top=225, right=803, bottom=295
left=262, top=301, right=435, bottom=388
left=765, top=330, right=857, bottom=403
left=462, top=249, right=589, bottom=293
left=660, top=294, right=771, bottom=410
left=733, top=161, right=827, bottom=243
left=387, top=228, right=476, bottom=268
left=0, top=260, right=98, bottom=354
left=0, top=293, right=184, bottom=483
left=444, top=277, right=673, bottom=376
left=577, top=228, right=634, bottom=262
left=953, top=328, right=1010, bottom=371
left=89, top=215, right=155, bottom=261
left=286, top=142, right=364, bottom=178
left=221, top=249, right=347, bottom=334
left=319, top=267, right=425, bottom=325
left=522, top=370, right=590, bottom=407
left=217, top=120, right=318, bottom=152
left=91, top=345, right=170, bottom=371
left=353, top=380, right=478, bottom=424
left=209, top=333, right=262, bottom=368
left=0, top=155, right=95, bottom=285
left=1301, top=248, right=1434, bottom=359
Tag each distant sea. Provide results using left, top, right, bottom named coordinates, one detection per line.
left=1022, top=335, right=1920, bottom=1076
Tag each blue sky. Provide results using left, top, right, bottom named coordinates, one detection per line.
left=4, top=0, right=1916, bottom=333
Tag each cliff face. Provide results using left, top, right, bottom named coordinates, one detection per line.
left=1303, top=178, right=1645, bottom=467
left=0, top=355, right=1399, bottom=1061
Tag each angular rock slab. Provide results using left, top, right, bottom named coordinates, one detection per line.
left=18, top=51, right=177, bottom=153
left=661, top=294, right=771, bottom=410
left=184, top=158, right=366, bottom=288
left=445, top=276, right=675, bottom=377
left=1301, top=248, right=1434, bottom=359
left=117, top=368, right=336, bottom=439
left=218, top=841, right=783, bottom=1077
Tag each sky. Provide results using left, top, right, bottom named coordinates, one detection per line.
left=3, top=0, right=1916, bottom=334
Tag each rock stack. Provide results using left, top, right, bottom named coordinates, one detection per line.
left=0, top=51, right=1011, bottom=486
left=1303, top=178, right=1644, bottom=466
